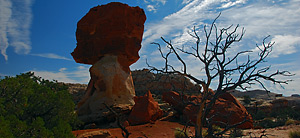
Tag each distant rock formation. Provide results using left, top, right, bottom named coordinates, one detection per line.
left=71, top=2, right=146, bottom=123
left=132, top=69, right=202, bottom=96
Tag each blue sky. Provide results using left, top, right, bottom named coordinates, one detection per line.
left=0, top=0, right=299, bottom=96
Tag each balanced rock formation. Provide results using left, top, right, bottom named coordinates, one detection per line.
left=72, top=2, right=146, bottom=123
left=72, top=2, right=146, bottom=68
left=128, top=91, right=163, bottom=125
left=163, top=91, right=253, bottom=129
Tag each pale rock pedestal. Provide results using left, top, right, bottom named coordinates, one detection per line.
left=77, top=55, right=135, bottom=123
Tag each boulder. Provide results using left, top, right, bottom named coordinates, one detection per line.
left=71, top=2, right=146, bottom=67
left=209, top=92, right=254, bottom=129
left=162, top=91, right=188, bottom=112
left=163, top=91, right=253, bottom=129
left=128, top=91, right=163, bottom=125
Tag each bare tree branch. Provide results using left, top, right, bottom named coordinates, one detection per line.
left=147, top=13, right=294, bottom=138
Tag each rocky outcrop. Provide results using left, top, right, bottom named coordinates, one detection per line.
left=128, top=91, right=163, bottom=125
left=73, top=130, right=113, bottom=138
left=72, top=2, right=146, bottom=123
left=65, top=83, right=87, bottom=106
left=132, top=69, right=201, bottom=96
left=163, top=91, right=253, bottom=129
left=71, top=2, right=146, bottom=67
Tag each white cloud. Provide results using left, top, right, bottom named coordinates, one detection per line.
left=269, top=35, right=300, bottom=57
left=144, top=0, right=167, bottom=13
left=0, top=0, right=12, bottom=61
left=0, top=0, right=34, bottom=61
left=32, top=65, right=90, bottom=84
left=182, top=0, right=193, bottom=4
left=220, top=0, right=300, bottom=38
left=152, top=0, right=167, bottom=5
left=220, top=0, right=247, bottom=8
left=147, top=5, right=157, bottom=12
left=251, top=35, right=300, bottom=58
left=31, top=53, right=72, bottom=61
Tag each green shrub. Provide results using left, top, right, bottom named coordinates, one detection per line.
left=174, top=128, right=189, bottom=138
left=0, top=72, right=82, bottom=137
left=289, top=130, right=300, bottom=138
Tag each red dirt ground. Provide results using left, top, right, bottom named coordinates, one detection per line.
left=73, top=121, right=300, bottom=138
left=73, top=120, right=195, bottom=138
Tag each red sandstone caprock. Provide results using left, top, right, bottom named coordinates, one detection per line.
left=71, top=2, right=146, bottom=68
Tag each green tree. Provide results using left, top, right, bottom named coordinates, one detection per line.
left=0, top=72, right=81, bottom=137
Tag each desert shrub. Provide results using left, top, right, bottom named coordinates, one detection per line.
left=270, top=107, right=300, bottom=121
left=229, top=128, right=244, bottom=138
left=212, top=125, right=222, bottom=134
left=289, top=130, right=300, bottom=138
left=0, top=72, right=82, bottom=138
left=258, top=118, right=277, bottom=128
left=174, top=128, right=189, bottom=138
left=243, top=95, right=251, bottom=105
left=285, top=119, right=296, bottom=126
left=253, top=110, right=266, bottom=120
left=202, top=129, right=208, bottom=137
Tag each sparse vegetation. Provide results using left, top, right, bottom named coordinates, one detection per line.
left=289, top=130, right=300, bottom=138
left=229, top=128, right=244, bottom=138
left=286, top=119, right=296, bottom=126
left=251, top=106, right=300, bottom=128
left=174, top=128, right=189, bottom=138
left=243, top=95, right=251, bottom=105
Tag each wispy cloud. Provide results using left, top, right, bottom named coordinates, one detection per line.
left=32, top=65, right=90, bottom=84
left=220, top=0, right=246, bottom=8
left=147, top=5, right=157, bottom=13
left=136, top=0, right=300, bottom=95
left=143, top=0, right=167, bottom=13
left=0, top=0, right=34, bottom=61
left=31, top=53, right=72, bottom=61
left=269, top=35, right=299, bottom=57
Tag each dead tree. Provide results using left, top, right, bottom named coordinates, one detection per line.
left=147, top=13, right=294, bottom=138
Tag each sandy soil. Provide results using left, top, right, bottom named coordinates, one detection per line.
left=242, top=125, right=300, bottom=138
